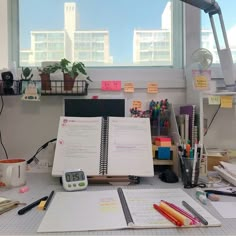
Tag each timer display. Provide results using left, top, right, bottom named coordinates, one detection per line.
left=62, top=169, right=88, bottom=191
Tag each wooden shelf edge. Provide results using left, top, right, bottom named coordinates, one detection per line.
left=153, top=159, right=174, bottom=165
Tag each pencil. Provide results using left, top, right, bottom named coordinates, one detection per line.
left=44, top=190, right=55, bottom=210
left=153, top=204, right=183, bottom=227
left=182, top=200, right=208, bottom=225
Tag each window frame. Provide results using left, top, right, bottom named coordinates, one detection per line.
left=1, top=0, right=211, bottom=90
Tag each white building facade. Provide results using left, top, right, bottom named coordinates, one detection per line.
left=20, top=2, right=111, bottom=66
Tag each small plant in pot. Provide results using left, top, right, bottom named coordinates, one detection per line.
left=21, top=67, right=33, bottom=81
left=37, top=63, right=60, bottom=91
left=59, top=58, right=92, bottom=91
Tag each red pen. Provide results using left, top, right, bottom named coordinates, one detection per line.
left=161, top=200, right=200, bottom=225
left=153, top=204, right=183, bottom=227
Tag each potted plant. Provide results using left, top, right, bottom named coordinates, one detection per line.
left=37, top=63, right=60, bottom=91
left=21, top=67, right=33, bottom=81
left=59, top=58, right=92, bottom=91
left=20, top=67, right=34, bottom=94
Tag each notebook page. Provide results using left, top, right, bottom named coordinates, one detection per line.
left=52, top=116, right=102, bottom=176
left=122, top=188, right=221, bottom=228
left=38, top=191, right=127, bottom=233
left=107, top=117, right=154, bottom=176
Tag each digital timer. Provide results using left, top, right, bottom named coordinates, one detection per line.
left=62, top=169, right=88, bottom=191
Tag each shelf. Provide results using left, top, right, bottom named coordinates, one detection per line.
left=0, top=80, right=89, bottom=96
left=153, top=159, right=174, bottom=165
left=41, top=80, right=88, bottom=96
left=152, top=144, right=179, bottom=175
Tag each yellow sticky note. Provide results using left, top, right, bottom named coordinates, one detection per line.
left=147, top=83, right=158, bottom=94
left=124, top=82, right=134, bottom=93
left=192, top=70, right=211, bottom=90
left=208, top=96, right=220, bottom=105
left=194, top=75, right=208, bottom=89
left=132, top=100, right=142, bottom=110
left=220, top=96, right=233, bottom=108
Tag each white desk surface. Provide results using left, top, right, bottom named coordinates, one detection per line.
left=0, top=172, right=236, bottom=235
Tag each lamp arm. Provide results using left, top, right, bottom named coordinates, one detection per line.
left=208, top=8, right=235, bottom=87
left=180, top=0, right=236, bottom=88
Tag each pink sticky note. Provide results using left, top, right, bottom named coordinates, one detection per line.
left=101, top=81, right=121, bottom=91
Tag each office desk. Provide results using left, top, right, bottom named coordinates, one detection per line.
left=0, top=172, right=235, bottom=235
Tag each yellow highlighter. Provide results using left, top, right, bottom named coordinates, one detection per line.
left=159, top=201, right=191, bottom=226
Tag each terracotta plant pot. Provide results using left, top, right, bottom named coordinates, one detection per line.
left=40, top=73, right=51, bottom=90
left=63, top=73, right=76, bottom=91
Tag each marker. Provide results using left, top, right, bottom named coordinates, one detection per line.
left=44, top=191, right=55, bottom=210
left=153, top=204, right=183, bottom=227
left=204, top=190, right=236, bottom=197
left=18, top=196, right=48, bottom=215
left=206, top=193, right=220, bottom=201
left=161, top=200, right=200, bottom=225
left=196, top=188, right=207, bottom=205
left=182, top=201, right=208, bottom=225
left=159, top=201, right=191, bottom=225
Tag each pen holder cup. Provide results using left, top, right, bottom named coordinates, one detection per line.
left=180, top=157, right=200, bottom=188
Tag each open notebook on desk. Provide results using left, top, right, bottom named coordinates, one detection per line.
left=38, top=188, right=221, bottom=233
left=52, top=116, right=154, bottom=177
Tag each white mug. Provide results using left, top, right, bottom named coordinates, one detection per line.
left=0, top=159, right=26, bottom=187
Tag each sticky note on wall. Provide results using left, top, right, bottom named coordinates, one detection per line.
left=132, top=100, right=142, bottom=110
left=192, top=70, right=211, bottom=90
left=220, top=96, right=233, bottom=108
left=124, top=82, right=134, bottom=93
left=101, top=81, right=121, bottom=91
left=147, top=83, right=158, bottom=93
left=208, top=96, right=220, bottom=105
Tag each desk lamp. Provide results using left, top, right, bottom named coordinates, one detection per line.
left=180, top=0, right=236, bottom=91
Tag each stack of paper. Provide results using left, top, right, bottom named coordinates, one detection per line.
left=214, top=161, right=236, bottom=186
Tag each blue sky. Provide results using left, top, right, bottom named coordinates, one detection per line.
left=201, top=0, right=236, bottom=29
left=19, top=0, right=236, bottom=63
left=20, top=0, right=167, bottom=63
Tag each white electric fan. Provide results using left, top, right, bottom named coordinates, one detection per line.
left=191, top=48, right=213, bottom=70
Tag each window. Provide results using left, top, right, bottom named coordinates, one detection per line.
left=18, top=0, right=183, bottom=69
left=201, top=0, right=236, bottom=63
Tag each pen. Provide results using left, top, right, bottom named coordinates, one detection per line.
left=161, top=200, right=200, bottom=225
left=18, top=196, right=48, bottom=215
left=44, top=190, right=55, bottom=210
left=153, top=204, right=183, bottom=227
left=182, top=201, right=208, bottom=225
left=204, top=190, right=236, bottom=197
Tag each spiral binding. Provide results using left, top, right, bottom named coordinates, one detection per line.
left=117, top=187, right=134, bottom=226
left=99, top=118, right=109, bottom=175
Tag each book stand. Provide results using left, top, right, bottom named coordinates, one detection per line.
left=87, top=175, right=140, bottom=185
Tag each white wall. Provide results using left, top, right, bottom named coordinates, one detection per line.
left=202, top=98, right=236, bottom=150
left=0, top=89, right=185, bottom=159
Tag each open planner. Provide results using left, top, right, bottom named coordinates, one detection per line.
left=52, top=116, right=154, bottom=177
left=38, top=188, right=221, bottom=233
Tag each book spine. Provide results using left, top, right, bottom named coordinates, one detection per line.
left=99, top=118, right=108, bottom=175
left=191, top=107, right=196, bottom=147
left=117, top=187, right=134, bottom=226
